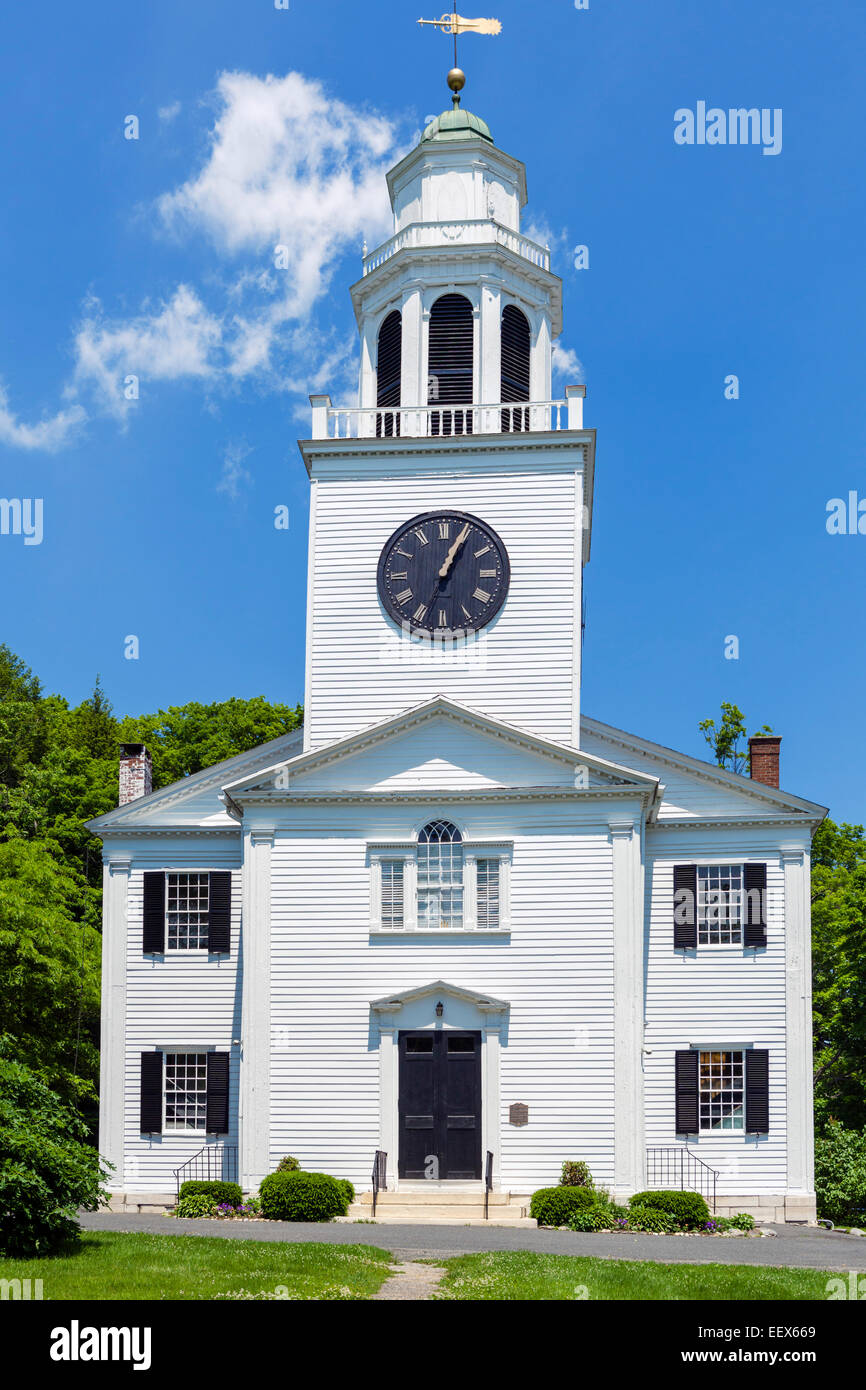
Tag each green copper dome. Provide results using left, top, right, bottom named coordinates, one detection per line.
left=421, top=104, right=494, bottom=145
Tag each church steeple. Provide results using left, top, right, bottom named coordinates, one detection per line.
left=350, top=72, right=563, bottom=432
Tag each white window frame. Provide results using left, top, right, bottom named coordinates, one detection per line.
left=163, top=870, right=211, bottom=953
left=368, top=840, right=511, bottom=934
left=695, top=862, right=745, bottom=949
left=697, top=1047, right=746, bottom=1133
left=163, top=1050, right=208, bottom=1135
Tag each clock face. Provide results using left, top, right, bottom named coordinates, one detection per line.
left=377, top=510, right=510, bottom=635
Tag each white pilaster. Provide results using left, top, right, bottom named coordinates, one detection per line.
left=240, top=827, right=275, bottom=1189
left=401, top=286, right=424, bottom=408
left=99, top=854, right=130, bottom=1190
left=781, top=846, right=814, bottom=1196
left=610, top=819, right=645, bottom=1195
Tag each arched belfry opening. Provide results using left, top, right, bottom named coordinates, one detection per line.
left=376, top=309, right=402, bottom=437
left=428, top=292, right=474, bottom=436
left=500, top=304, right=531, bottom=431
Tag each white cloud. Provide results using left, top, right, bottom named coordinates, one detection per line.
left=0, top=382, right=85, bottom=451
left=158, top=101, right=182, bottom=123
left=217, top=440, right=253, bottom=500
left=552, top=343, right=585, bottom=384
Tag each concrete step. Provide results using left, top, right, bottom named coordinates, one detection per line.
left=358, top=1190, right=524, bottom=1208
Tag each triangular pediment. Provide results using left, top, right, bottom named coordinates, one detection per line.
left=225, top=697, right=659, bottom=801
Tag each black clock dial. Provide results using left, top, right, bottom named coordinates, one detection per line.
left=377, top=510, right=510, bottom=635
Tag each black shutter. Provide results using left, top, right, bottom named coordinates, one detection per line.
left=743, top=862, right=767, bottom=947
left=500, top=304, right=530, bottom=432
left=140, top=1051, right=163, bottom=1134
left=207, top=872, right=232, bottom=954
left=142, top=872, right=166, bottom=953
left=429, top=293, right=474, bottom=435
left=745, top=1050, right=770, bottom=1133
left=206, top=1052, right=230, bottom=1134
left=673, top=864, right=697, bottom=949
left=376, top=310, right=402, bottom=437
left=675, top=1050, right=699, bottom=1133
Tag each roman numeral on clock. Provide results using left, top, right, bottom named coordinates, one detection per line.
left=473, top=587, right=491, bottom=603
left=438, top=521, right=449, bottom=539
left=414, top=528, right=429, bottom=545
left=394, top=588, right=413, bottom=604
left=412, top=603, right=428, bottom=622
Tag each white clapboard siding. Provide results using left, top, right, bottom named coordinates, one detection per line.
left=121, top=850, right=241, bottom=1192
left=306, top=454, right=585, bottom=749
left=267, top=799, right=615, bottom=1192
left=643, top=826, right=792, bottom=1195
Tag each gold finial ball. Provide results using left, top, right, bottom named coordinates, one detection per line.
left=447, top=67, right=466, bottom=94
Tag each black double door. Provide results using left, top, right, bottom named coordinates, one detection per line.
left=398, top=1030, right=482, bottom=1180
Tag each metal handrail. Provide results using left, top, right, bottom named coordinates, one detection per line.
left=173, top=1144, right=238, bottom=1199
left=645, top=1146, right=719, bottom=1214
left=371, top=1150, right=387, bottom=1218
left=484, top=1150, right=493, bottom=1220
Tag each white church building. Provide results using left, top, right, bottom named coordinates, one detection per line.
left=91, top=79, right=825, bottom=1223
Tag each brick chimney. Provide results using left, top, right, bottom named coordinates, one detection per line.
left=749, top=735, right=781, bottom=789
left=119, top=744, right=153, bottom=805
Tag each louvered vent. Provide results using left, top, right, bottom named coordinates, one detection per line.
left=376, top=309, right=402, bottom=437
left=500, top=304, right=530, bottom=432
left=429, top=293, right=474, bottom=435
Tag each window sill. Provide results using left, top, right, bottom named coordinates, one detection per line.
left=370, top=927, right=511, bottom=938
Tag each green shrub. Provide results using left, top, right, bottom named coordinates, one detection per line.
left=275, top=1156, right=300, bottom=1173
left=530, top=1186, right=598, bottom=1226
left=627, top=1205, right=678, bottom=1233
left=337, top=1179, right=355, bottom=1208
left=560, top=1161, right=593, bottom=1188
left=729, top=1212, right=755, bottom=1231
left=608, top=1201, right=630, bottom=1220
left=259, top=1170, right=351, bottom=1222
left=815, top=1121, right=866, bottom=1225
left=178, top=1180, right=243, bottom=1208
left=629, top=1189, right=709, bottom=1229
left=175, top=1194, right=216, bottom=1218
left=567, top=1207, right=613, bottom=1232
left=0, top=1045, right=110, bottom=1257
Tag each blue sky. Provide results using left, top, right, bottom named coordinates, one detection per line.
left=0, top=0, right=863, bottom=821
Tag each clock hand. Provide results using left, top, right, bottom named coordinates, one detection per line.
left=438, top=523, right=470, bottom=579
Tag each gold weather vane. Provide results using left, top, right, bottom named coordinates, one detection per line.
left=418, top=6, right=502, bottom=93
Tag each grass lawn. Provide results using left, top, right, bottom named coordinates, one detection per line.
left=434, top=1251, right=838, bottom=1301
left=0, top=1232, right=394, bottom=1301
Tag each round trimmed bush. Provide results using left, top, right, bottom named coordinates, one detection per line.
left=259, top=1170, right=351, bottom=1222
left=175, top=1194, right=216, bottom=1218
left=178, top=1180, right=243, bottom=1208
left=629, top=1189, right=709, bottom=1229
left=530, top=1185, right=599, bottom=1226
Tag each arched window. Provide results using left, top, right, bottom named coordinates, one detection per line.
left=417, top=820, right=464, bottom=928
left=428, top=293, right=474, bottom=437
left=500, top=304, right=531, bottom=432
left=376, top=309, right=402, bottom=437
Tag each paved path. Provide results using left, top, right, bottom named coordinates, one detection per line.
left=371, top=1261, right=446, bottom=1300
left=79, top=1212, right=866, bottom=1272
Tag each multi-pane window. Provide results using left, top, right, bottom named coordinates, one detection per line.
left=380, top=860, right=405, bottom=929
left=476, top=858, right=500, bottom=929
left=697, top=864, right=743, bottom=945
left=699, top=1050, right=744, bottom=1131
left=417, top=820, right=464, bottom=929
left=166, top=872, right=209, bottom=949
left=164, top=1052, right=207, bottom=1131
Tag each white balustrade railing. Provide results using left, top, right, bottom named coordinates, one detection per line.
left=362, top=219, right=550, bottom=275
left=312, top=399, right=579, bottom=440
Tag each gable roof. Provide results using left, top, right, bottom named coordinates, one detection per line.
left=222, top=695, right=661, bottom=803
left=580, top=715, right=827, bottom=825
left=87, top=726, right=305, bottom=835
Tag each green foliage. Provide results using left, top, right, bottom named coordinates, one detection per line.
left=729, top=1212, right=755, bottom=1230
left=559, top=1160, right=593, bottom=1188
left=174, top=1194, right=217, bottom=1218
left=275, top=1155, right=300, bottom=1173
left=0, top=1042, right=109, bottom=1256
left=625, top=1205, right=678, bottom=1233
left=118, top=697, right=303, bottom=788
left=259, top=1171, right=351, bottom=1222
left=629, top=1190, right=710, bottom=1229
left=529, top=1186, right=598, bottom=1226
left=814, top=1120, right=866, bottom=1224
left=566, top=1207, right=613, bottom=1232
left=337, top=1179, right=355, bottom=1208
left=178, top=1180, right=243, bottom=1208
left=699, top=702, right=773, bottom=776
left=811, top=821, right=866, bottom=1128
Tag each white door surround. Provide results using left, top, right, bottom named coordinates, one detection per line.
left=370, top=979, right=509, bottom=1191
